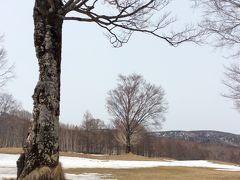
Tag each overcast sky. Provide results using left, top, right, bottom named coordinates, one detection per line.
left=1, top=0, right=240, bottom=134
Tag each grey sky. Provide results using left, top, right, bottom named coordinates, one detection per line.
left=1, top=1, right=240, bottom=134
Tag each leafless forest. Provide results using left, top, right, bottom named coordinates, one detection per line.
left=1, top=105, right=240, bottom=164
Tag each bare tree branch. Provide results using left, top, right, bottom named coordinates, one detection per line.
left=0, top=36, right=14, bottom=88
left=194, top=0, right=240, bottom=56
left=194, top=0, right=240, bottom=110
left=61, top=0, right=199, bottom=47
left=223, top=63, right=240, bottom=110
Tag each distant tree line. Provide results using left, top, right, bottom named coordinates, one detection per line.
left=57, top=124, right=240, bottom=164
left=1, top=104, right=240, bottom=164
left=0, top=93, right=31, bottom=147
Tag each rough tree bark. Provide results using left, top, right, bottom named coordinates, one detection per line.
left=17, top=0, right=64, bottom=179
left=126, top=134, right=131, bottom=153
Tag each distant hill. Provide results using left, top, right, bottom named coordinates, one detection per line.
left=152, top=130, right=240, bottom=147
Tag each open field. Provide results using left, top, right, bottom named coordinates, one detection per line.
left=0, top=148, right=172, bottom=161
left=66, top=167, right=240, bottom=180
left=60, top=151, right=173, bottom=161
left=1, top=148, right=240, bottom=180
left=0, top=148, right=237, bottom=165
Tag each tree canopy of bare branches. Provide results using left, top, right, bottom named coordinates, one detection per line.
left=81, top=111, right=106, bottom=131
left=194, top=0, right=240, bottom=110
left=194, top=0, right=240, bottom=56
left=0, top=93, right=21, bottom=115
left=0, top=36, right=14, bottom=88
left=223, top=64, right=240, bottom=110
left=62, top=0, right=197, bottom=47
left=106, top=74, right=167, bottom=153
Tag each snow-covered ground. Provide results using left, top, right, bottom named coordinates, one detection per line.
left=0, top=153, right=240, bottom=179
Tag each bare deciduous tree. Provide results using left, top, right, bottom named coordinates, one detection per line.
left=193, top=0, right=240, bottom=113
left=80, top=111, right=106, bottom=152
left=193, top=1, right=240, bottom=110
left=0, top=36, right=14, bottom=88
left=0, top=93, right=30, bottom=149
left=106, top=74, right=167, bottom=153
left=0, top=93, right=21, bottom=115
left=81, top=111, right=105, bottom=131
left=223, top=64, right=240, bottom=110
left=18, top=0, right=197, bottom=179
left=194, top=0, right=240, bottom=56
left=11, top=109, right=32, bottom=120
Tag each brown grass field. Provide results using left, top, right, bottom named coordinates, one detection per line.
left=0, top=148, right=23, bottom=154
left=65, top=167, right=240, bottom=180
left=60, top=151, right=173, bottom=161
left=0, top=148, right=171, bottom=161
left=1, top=148, right=240, bottom=180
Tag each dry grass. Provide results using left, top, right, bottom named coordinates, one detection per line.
left=1, top=149, right=240, bottom=180
left=0, top=148, right=171, bottom=161
left=209, top=160, right=239, bottom=166
left=1, top=149, right=238, bottom=165
left=60, top=151, right=172, bottom=161
left=96, top=152, right=173, bottom=161
left=22, top=163, right=65, bottom=180
left=6, top=167, right=240, bottom=180
left=0, top=148, right=23, bottom=154
left=65, top=166, right=240, bottom=180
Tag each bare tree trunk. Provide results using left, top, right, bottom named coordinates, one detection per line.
left=126, top=134, right=131, bottom=153
left=17, top=1, right=64, bottom=179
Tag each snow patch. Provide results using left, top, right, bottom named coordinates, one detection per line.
left=0, top=153, right=240, bottom=180
left=65, top=173, right=115, bottom=180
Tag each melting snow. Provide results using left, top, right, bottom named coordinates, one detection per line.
left=0, top=153, right=240, bottom=180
